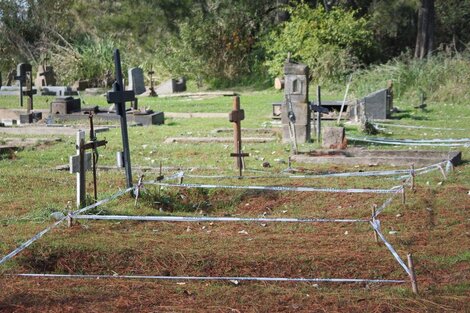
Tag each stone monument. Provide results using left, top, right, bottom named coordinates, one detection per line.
left=281, top=60, right=310, bottom=144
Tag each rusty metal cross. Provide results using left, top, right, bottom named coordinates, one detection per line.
left=229, top=96, right=249, bottom=177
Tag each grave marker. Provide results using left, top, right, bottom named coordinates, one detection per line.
left=282, top=59, right=310, bottom=144
left=107, top=49, right=135, bottom=189
left=229, top=96, right=249, bottom=177
left=70, top=127, right=107, bottom=208
left=15, top=63, right=36, bottom=112
left=148, top=68, right=157, bottom=97
left=128, top=67, right=146, bottom=95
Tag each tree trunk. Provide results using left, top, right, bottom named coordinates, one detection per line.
left=415, top=0, right=435, bottom=59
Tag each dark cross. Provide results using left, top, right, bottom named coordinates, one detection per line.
left=107, top=49, right=135, bottom=189
left=148, top=67, right=157, bottom=97
left=229, top=96, right=249, bottom=177
left=15, top=63, right=36, bottom=111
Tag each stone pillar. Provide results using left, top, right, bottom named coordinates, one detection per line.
left=282, top=61, right=310, bottom=143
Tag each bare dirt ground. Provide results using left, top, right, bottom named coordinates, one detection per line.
left=1, top=181, right=468, bottom=312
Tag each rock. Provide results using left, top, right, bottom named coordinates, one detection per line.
left=262, top=161, right=271, bottom=168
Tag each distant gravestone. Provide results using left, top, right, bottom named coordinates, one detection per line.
left=34, top=65, right=56, bottom=88
left=128, top=67, right=146, bottom=95
left=155, top=77, right=186, bottom=95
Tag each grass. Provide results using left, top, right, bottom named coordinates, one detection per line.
left=0, top=81, right=469, bottom=311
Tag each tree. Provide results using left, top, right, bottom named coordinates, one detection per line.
left=262, top=3, right=373, bottom=82
left=415, top=0, right=435, bottom=58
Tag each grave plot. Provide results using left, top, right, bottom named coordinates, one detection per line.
left=0, top=137, right=62, bottom=159
left=0, top=156, right=456, bottom=295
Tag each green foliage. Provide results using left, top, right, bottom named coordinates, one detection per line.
left=154, top=0, right=275, bottom=88
left=262, top=2, right=373, bottom=83
left=352, top=50, right=470, bottom=105
left=51, top=37, right=115, bottom=86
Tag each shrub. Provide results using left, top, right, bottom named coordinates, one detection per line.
left=352, top=50, right=470, bottom=105
left=51, top=37, right=116, bottom=86
left=262, top=2, right=374, bottom=84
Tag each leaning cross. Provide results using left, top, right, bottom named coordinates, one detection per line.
left=106, top=49, right=135, bottom=189
left=229, top=96, right=249, bottom=177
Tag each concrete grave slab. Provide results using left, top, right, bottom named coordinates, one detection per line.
left=164, top=137, right=275, bottom=144
left=291, top=148, right=462, bottom=167
left=165, top=112, right=227, bottom=118
left=211, top=128, right=275, bottom=135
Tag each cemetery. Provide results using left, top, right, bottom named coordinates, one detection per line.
left=0, top=49, right=469, bottom=311
left=1, top=1, right=470, bottom=312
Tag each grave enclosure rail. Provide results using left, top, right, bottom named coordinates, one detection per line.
left=1, top=161, right=454, bottom=292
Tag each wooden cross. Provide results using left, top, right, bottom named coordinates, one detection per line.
left=70, top=130, right=107, bottom=208
left=229, top=96, right=249, bottom=177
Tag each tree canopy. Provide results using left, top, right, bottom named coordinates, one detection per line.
left=1, top=0, right=470, bottom=86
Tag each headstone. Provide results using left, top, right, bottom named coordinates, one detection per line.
left=34, top=65, right=56, bottom=88
left=128, top=67, right=146, bottom=95
left=51, top=97, right=81, bottom=114
left=281, top=60, right=310, bottom=144
left=357, top=87, right=393, bottom=120
left=155, top=77, right=186, bottom=95
left=73, top=80, right=90, bottom=91
left=322, top=127, right=347, bottom=149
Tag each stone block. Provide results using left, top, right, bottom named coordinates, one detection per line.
left=19, top=113, right=33, bottom=124
left=155, top=78, right=186, bottom=95
left=51, top=97, right=81, bottom=114
left=133, top=112, right=164, bottom=126
left=322, top=127, right=347, bottom=149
